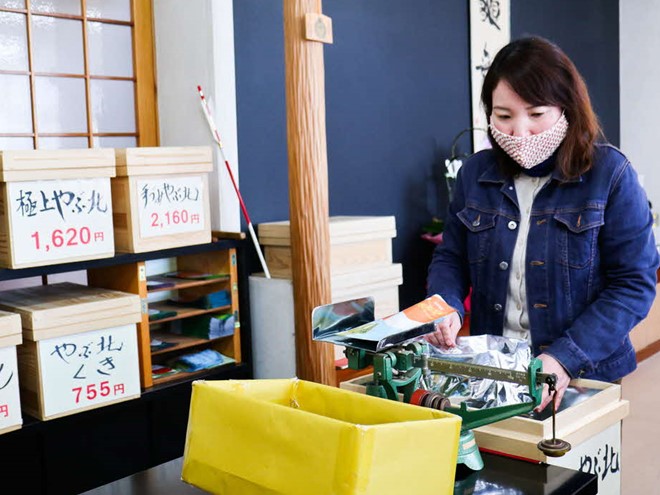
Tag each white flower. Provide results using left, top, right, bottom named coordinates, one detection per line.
left=444, top=158, right=463, bottom=179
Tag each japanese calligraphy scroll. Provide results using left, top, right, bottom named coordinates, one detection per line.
left=469, top=0, right=510, bottom=152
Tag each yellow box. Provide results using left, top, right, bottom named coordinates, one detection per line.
left=112, top=146, right=213, bottom=253
left=182, top=378, right=461, bottom=495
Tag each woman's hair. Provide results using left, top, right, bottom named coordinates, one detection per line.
left=481, top=36, right=604, bottom=178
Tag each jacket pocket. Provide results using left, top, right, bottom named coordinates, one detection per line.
left=554, top=208, right=604, bottom=269
left=457, top=207, right=497, bottom=263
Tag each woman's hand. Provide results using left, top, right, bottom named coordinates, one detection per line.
left=535, top=353, right=571, bottom=413
left=424, top=312, right=462, bottom=348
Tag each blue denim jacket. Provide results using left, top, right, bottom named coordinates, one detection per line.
left=428, top=144, right=659, bottom=381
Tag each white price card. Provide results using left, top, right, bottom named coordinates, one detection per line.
left=7, top=178, right=114, bottom=265
left=137, top=176, right=206, bottom=238
left=0, top=346, right=21, bottom=430
left=38, top=324, right=140, bottom=418
left=548, top=422, right=622, bottom=495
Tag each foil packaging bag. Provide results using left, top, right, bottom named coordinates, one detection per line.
left=424, top=335, right=533, bottom=409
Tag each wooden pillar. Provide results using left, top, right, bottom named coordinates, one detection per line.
left=283, top=0, right=334, bottom=384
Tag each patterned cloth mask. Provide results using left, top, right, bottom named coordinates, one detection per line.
left=489, top=113, right=569, bottom=169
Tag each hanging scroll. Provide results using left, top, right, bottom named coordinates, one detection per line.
left=469, top=0, right=510, bottom=152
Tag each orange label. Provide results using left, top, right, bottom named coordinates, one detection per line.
left=402, top=294, right=456, bottom=323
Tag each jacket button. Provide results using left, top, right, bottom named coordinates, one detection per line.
left=499, top=261, right=509, bottom=270
left=507, top=221, right=517, bottom=230
left=493, top=304, right=502, bottom=312
left=472, top=219, right=480, bottom=227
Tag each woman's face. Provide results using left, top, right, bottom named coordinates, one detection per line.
left=490, top=81, right=562, bottom=137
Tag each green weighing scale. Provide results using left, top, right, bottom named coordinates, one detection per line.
left=312, top=297, right=571, bottom=471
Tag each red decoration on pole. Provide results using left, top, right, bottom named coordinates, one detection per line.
left=197, top=85, right=271, bottom=278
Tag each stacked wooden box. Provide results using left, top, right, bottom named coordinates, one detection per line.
left=0, top=146, right=215, bottom=263
left=0, top=149, right=116, bottom=268
left=0, top=311, right=22, bottom=434
left=0, top=283, right=142, bottom=420
left=250, top=216, right=402, bottom=378
left=257, top=216, right=402, bottom=317
left=112, top=146, right=213, bottom=253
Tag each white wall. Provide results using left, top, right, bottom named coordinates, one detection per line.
left=620, top=0, right=660, bottom=239
left=153, top=0, right=240, bottom=233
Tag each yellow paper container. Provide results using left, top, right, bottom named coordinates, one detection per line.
left=182, top=378, right=461, bottom=495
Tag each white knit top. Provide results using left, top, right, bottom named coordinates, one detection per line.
left=503, top=173, right=551, bottom=344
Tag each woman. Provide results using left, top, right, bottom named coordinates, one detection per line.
left=426, top=36, right=659, bottom=412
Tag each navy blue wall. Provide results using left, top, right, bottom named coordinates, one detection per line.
left=511, top=0, right=620, bottom=145
left=233, top=1, right=619, bottom=309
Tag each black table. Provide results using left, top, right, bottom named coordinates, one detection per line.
left=82, top=453, right=598, bottom=495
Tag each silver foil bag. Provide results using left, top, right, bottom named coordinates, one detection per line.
left=423, top=335, right=533, bottom=409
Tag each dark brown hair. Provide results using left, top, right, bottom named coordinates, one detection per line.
left=481, top=36, right=604, bottom=179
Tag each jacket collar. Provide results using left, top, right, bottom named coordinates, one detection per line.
left=477, top=160, right=583, bottom=184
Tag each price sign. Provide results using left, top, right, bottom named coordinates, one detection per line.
left=0, top=347, right=21, bottom=430
left=38, top=324, right=140, bottom=418
left=548, top=422, right=622, bottom=494
left=7, top=178, right=114, bottom=266
left=137, top=176, right=206, bottom=238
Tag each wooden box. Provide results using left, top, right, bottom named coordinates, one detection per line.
left=474, top=378, right=627, bottom=494
left=254, top=216, right=402, bottom=371
left=257, top=216, right=397, bottom=278
left=330, top=264, right=402, bottom=318
left=249, top=264, right=402, bottom=379
left=0, top=148, right=116, bottom=269
left=0, top=311, right=22, bottom=435
left=341, top=375, right=628, bottom=494
left=0, top=282, right=142, bottom=420
left=112, top=146, right=213, bottom=253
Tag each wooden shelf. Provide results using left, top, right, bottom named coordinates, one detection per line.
left=152, top=360, right=237, bottom=386
left=146, top=274, right=230, bottom=293
left=150, top=330, right=233, bottom=356
left=148, top=303, right=231, bottom=324
left=0, top=239, right=240, bottom=282
left=88, top=242, right=242, bottom=389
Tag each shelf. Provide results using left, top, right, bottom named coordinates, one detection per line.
left=151, top=360, right=238, bottom=386
left=148, top=303, right=231, bottom=324
left=150, top=330, right=233, bottom=356
left=0, top=239, right=240, bottom=281
left=87, top=241, right=242, bottom=390
left=147, top=274, right=230, bottom=293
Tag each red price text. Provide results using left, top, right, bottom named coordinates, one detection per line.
left=150, top=209, right=200, bottom=229
left=72, top=381, right=126, bottom=404
left=30, top=227, right=106, bottom=252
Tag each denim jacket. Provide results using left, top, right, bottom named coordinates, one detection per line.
left=428, top=144, right=659, bottom=382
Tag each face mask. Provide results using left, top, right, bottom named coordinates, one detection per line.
left=489, top=113, right=569, bottom=169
